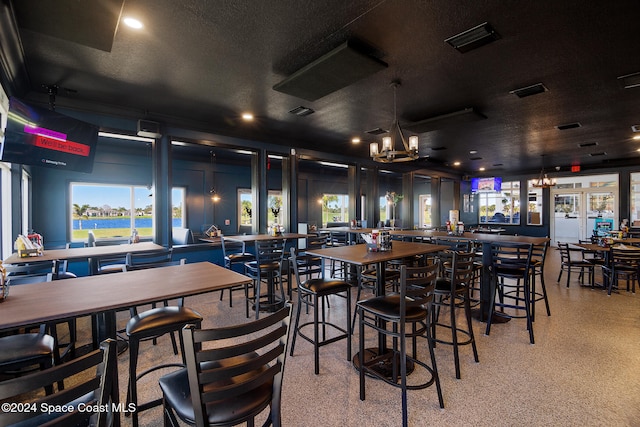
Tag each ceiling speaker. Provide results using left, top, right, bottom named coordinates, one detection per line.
left=273, top=40, right=387, bottom=101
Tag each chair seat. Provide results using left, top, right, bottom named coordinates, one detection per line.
left=300, top=278, right=351, bottom=295
left=0, top=333, right=55, bottom=367
left=357, top=295, right=427, bottom=322
left=245, top=261, right=280, bottom=272
left=126, top=306, right=203, bottom=339
left=159, top=355, right=271, bottom=426
left=226, top=253, right=254, bottom=263
left=434, top=277, right=466, bottom=292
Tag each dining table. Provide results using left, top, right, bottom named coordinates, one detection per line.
left=0, top=261, right=250, bottom=427
left=305, top=240, right=448, bottom=376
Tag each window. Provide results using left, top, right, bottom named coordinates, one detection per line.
left=238, top=188, right=252, bottom=225
left=630, top=173, right=640, bottom=225
left=419, top=194, right=432, bottom=228
left=321, top=194, right=349, bottom=226
left=478, top=181, right=520, bottom=224
left=268, top=191, right=282, bottom=225
left=526, top=184, right=543, bottom=225
left=0, top=162, right=11, bottom=259
left=21, top=170, right=30, bottom=235
left=70, top=183, right=185, bottom=241
left=379, top=196, right=388, bottom=224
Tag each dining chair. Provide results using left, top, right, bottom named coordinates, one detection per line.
left=0, top=339, right=117, bottom=427
left=244, top=239, right=287, bottom=319
left=432, top=250, right=479, bottom=379
left=289, top=248, right=351, bottom=374
left=486, top=241, right=535, bottom=344
left=601, top=247, right=640, bottom=295
left=357, top=262, right=444, bottom=427
left=556, top=242, right=595, bottom=288
left=219, top=236, right=255, bottom=306
left=159, top=303, right=293, bottom=427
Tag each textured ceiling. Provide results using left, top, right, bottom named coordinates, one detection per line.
left=3, top=0, right=640, bottom=176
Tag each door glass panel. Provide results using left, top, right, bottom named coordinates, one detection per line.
left=553, top=193, right=581, bottom=243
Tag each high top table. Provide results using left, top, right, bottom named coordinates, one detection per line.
left=391, top=230, right=550, bottom=321
left=306, top=241, right=448, bottom=376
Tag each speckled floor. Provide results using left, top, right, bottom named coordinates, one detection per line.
left=81, top=247, right=640, bottom=426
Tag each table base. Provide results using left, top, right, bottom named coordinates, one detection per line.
left=352, top=347, right=415, bottom=379
left=471, top=308, right=512, bottom=324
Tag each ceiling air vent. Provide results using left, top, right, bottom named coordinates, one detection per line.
left=556, top=122, right=581, bottom=130
left=366, top=127, right=387, bottom=135
left=578, top=142, right=598, bottom=148
left=493, top=163, right=503, bottom=167
left=618, top=71, right=640, bottom=89
left=288, top=106, right=315, bottom=116
left=632, top=125, right=640, bottom=133
left=510, top=83, right=548, bottom=98
left=445, top=22, right=500, bottom=53
left=404, top=108, right=486, bottom=134
left=589, top=152, right=607, bottom=157
left=431, top=146, right=447, bottom=151
left=469, top=156, right=483, bottom=160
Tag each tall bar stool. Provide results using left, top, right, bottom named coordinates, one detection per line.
left=289, top=248, right=351, bottom=374
left=357, top=262, right=444, bottom=427
left=244, top=239, right=287, bottom=319
left=529, top=240, right=551, bottom=320
left=288, top=234, right=328, bottom=299
left=124, top=260, right=203, bottom=427
left=219, top=236, right=255, bottom=306
left=486, top=242, right=535, bottom=344
left=432, top=250, right=479, bottom=379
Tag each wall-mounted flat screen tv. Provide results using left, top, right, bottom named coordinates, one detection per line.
left=471, top=177, right=502, bottom=192
left=0, top=97, right=98, bottom=173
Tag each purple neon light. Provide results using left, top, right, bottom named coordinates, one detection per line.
left=24, top=124, right=67, bottom=141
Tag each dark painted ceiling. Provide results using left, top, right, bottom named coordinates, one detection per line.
left=2, top=0, right=640, bottom=177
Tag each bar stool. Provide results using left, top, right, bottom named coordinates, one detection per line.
left=219, top=236, right=255, bottom=306
left=529, top=240, right=551, bottom=321
left=289, top=248, right=351, bottom=374
left=244, top=239, right=287, bottom=319
left=357, top=262, right=443, bottom=427
left=486, top=242, right=535, bottom=344
left=432, top=250, right=479, bottom=379
left=126, top=306, right=203, bottom=427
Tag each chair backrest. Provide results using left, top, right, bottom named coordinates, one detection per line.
left=305, top=234, right=328, bottom=250
left=531, top=240, right=549, bottom=265
left=126, top=248, right=174, bottom=269
left=490, top=241, right=533, bottom=279
left=448, top=251, right=477, bottom=290
left=610, top=247, right=640, bottom=267
left=0, top=339, right=117, bottom=427
left=172, top=227, right=194, bottom=245
left=255, top=239, right=286, bottom=265
left=398, top=262, right=439, bottom=317
left=4, top=260, right=58, bottom=277
left=220, top=236, right=248, bottom=258
left=434, top=238, right=471, bottom=252
left=6, top=272, right=53, bottom=285
left=329, top=231, right=347, bottom=246
left=180, top=303, right=293, bottom=427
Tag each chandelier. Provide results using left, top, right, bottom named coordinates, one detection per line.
left=532, top=167, right=556, bottom=188
left=370, top=80, right=419, bottom=163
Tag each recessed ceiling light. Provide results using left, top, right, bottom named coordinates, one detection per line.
left=453, top=161, right=461, bottom=166
left=241, top=113, right=254, bottom=121
left=123, top=17, right=143, bottom=29
left=633, top=135, right=640, bottom=140
left=469, top=150, right=477, bottom=154
left=479, top=167, right=485, bottom=171
left=351, top=137, right=361, bottom=144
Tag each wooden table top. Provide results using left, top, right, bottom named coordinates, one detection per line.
left=574, top=242, right=640, bottom=252
left=390, top=230, right=549, bottom=245
left=223, top=233, right=313, bottom=243
left=3, top=242, right=165, bottom=264
left=0, top=261, right=250, bottom=332
left=305, top=241, right=449, bottom=266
